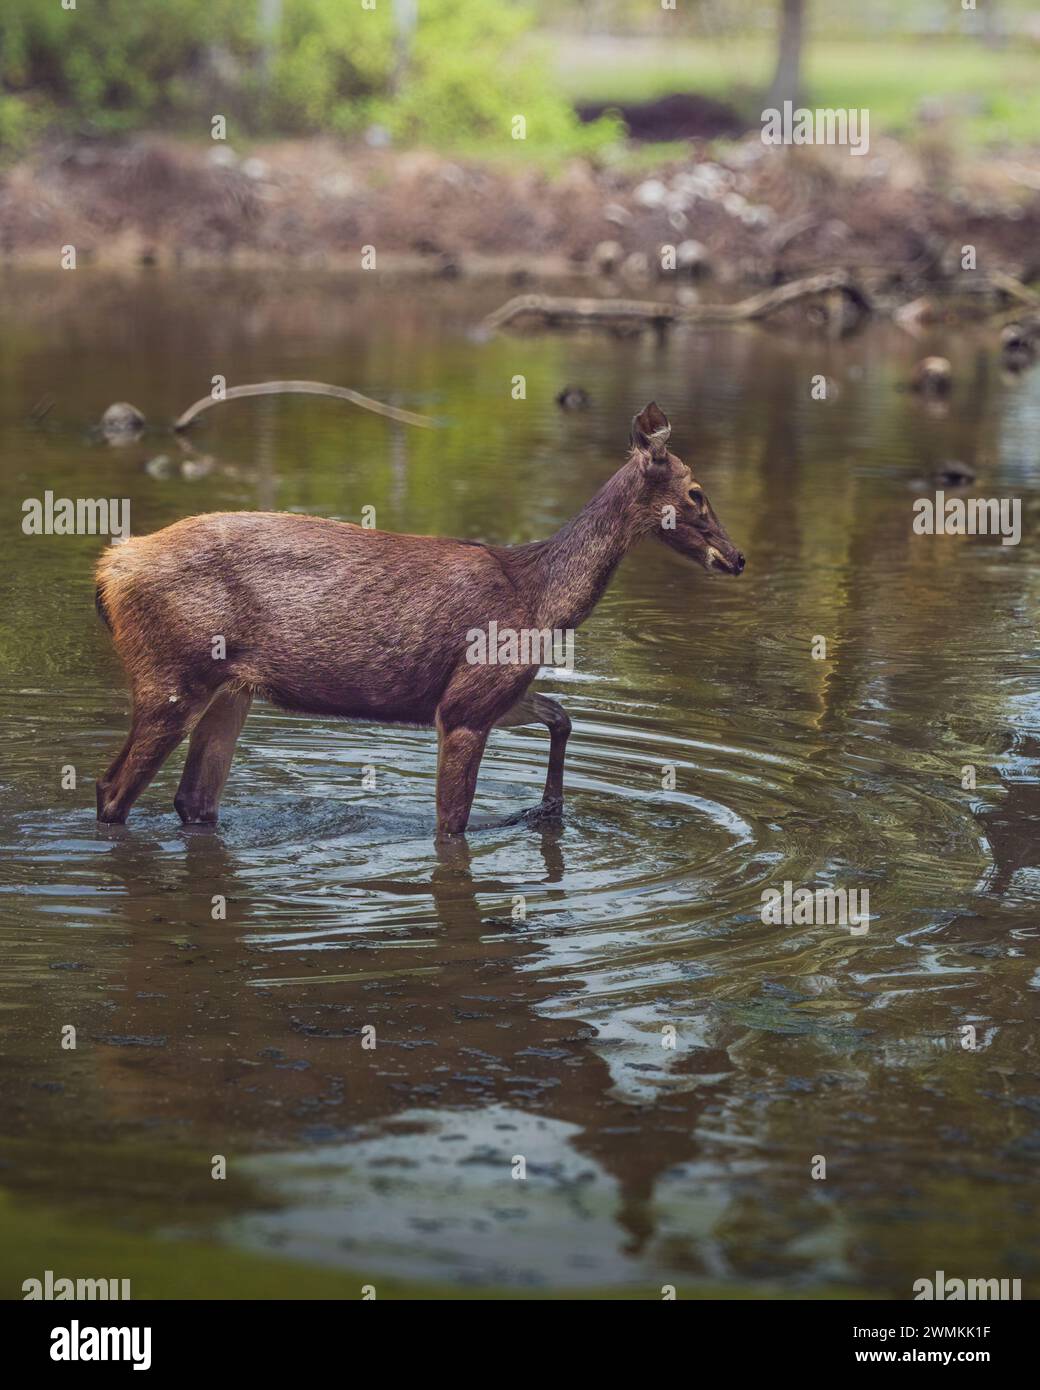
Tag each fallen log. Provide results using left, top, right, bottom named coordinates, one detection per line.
left=481, top=293, right=684, bottom=333
left=480, top=270, right=871, bottom=334
left=173, top=380, right=437, bottom=432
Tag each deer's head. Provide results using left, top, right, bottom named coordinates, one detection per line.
left=630, top=402, right=745, bottom=576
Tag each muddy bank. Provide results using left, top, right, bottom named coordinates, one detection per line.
left=1, top=134, right=1039, bottom=291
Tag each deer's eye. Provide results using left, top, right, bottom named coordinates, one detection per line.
left=688, top=488, right=704, bottom=507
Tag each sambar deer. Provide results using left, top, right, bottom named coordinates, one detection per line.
left=94, top=403, right=744, bottom=837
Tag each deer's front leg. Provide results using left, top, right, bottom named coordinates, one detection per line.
left=494, top=691, right=571, bottom=809
left=435, top=719, right=489, bottom=837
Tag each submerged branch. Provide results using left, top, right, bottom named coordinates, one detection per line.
left=480, top=271, right=872, bottom=334
left=173, top=380, right=438, bottom=432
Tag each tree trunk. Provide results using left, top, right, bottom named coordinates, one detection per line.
left=257, top=0, right=282, bottom=77
left=391, top=0, right=419, bottom=96
left=766, top=0, right=806, bottom=109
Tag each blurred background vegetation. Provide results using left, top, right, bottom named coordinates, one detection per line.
left=0, top=0, right=1037, bottom=158
left=0, top=0, right=610, bottom=154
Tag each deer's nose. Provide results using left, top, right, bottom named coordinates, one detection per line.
left=734, top=551, right=746, bottom=573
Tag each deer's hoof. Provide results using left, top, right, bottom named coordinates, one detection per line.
left=96, top=782, right=128, bottom=824
left=503, top=798, right=564, bottom=827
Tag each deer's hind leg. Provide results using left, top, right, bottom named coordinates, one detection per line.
left=97, top=689, right=210, bottom=825
left=174, top=686, right=253, bottom=825
left=495, top=691, right=572, bottom=810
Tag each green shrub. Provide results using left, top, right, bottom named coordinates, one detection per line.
left=371, top=2, right=614, bottom=152
left=0, top=92, right=39, bottom=153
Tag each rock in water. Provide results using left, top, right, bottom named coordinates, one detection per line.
left=101, top=402, right=146, bottom=438
left=910, top=357, right=952, bottom=396
left=556, top=385, right=590, bottom=411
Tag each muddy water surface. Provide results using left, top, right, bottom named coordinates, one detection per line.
left=1, top=271, right=1038, bottom=1297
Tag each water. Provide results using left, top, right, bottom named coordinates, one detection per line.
left=2, top=269, right=1038, bottom=1298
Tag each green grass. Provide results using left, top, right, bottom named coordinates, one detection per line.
left=553, top=34, right=1040, bottom=146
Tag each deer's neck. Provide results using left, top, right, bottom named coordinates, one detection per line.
left=508, top=466, right=647, bottom=631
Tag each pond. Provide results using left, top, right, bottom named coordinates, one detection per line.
left=1, top=268, right=1038, bottom=1298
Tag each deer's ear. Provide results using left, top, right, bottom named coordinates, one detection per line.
left=631, top=402, right=671, bottom=459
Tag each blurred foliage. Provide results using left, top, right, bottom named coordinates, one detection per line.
left=0, top=0, right=615, bottom=155
left=266, top=0, right=613, bottom=151
left=0, top=0, right=1033, bottom=155
left=0, top=0, right=248, bottom=135
left=0, top=90, right=38, bottom=149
